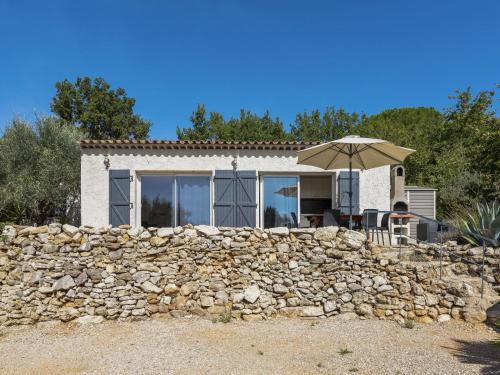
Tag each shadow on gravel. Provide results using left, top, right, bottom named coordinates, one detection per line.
left=449, top=339, right=500, bottom=375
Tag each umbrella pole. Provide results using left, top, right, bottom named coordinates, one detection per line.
left=349, top=146, right=353, bottom=230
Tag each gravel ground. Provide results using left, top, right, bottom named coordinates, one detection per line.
left=0, top=317, right=498, bottom=375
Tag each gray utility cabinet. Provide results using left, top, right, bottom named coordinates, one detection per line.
left=404, top=186, right=437, bottom=241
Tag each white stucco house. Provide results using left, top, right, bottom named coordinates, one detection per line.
left=80, top=140, right=391, bottom=229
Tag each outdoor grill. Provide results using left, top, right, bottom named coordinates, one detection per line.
left=393, top=201, right=408, bottom=212
left=390, top=165, right=409, bottom=212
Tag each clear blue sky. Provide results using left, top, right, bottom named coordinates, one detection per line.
left=1, top=0, right=499, bottom=139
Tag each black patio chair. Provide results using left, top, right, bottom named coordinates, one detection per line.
left=362, top=209, right=379, bottom=243
left=323, top=209, right=341, bottom=226
left=377, top=212, right=391, bottom=246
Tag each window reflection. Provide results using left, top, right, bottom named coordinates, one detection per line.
left=263, top=177, right=298, bottom=228
left=141, top=176, right=174, bottom=227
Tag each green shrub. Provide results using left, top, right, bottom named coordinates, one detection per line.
left=456, top=201, right=500, bottom=246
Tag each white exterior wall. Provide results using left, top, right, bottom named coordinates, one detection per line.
left=81, top=148, right=390, bottom=227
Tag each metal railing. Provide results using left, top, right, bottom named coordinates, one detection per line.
left=363, top=210, right=497, bottom=299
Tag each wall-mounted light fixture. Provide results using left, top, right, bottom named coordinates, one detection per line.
left=103, top=155, right=110, bottom=170
left=231, top=154, right=238, bottom=172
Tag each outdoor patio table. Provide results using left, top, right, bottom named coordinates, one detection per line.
left=389, top=214, right=416, bottom=218
left=339, top=214, right=363, bottom=228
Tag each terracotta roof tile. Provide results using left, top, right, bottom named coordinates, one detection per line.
left=80, top=139, right=320, bottom=150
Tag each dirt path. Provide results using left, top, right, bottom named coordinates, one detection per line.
left=0, top=317, right=498, bottom=375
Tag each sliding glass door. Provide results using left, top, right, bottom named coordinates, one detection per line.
left=263, top=176, right=298, bottom=228
left=141, top=175, right=210, bottom=227
left=177, top=176, right=211, bottom=226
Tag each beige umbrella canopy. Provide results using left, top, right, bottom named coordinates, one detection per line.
left=274, top=186, right=297, bottom=197
left=297, top=136, right=415, bottom=170
left=297, top=135, right=415, bottom=228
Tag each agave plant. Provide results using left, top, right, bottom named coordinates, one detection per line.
left=458, top=201, right=500, bottom=247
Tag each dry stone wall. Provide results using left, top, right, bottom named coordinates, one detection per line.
left=409, top=242, right=499, bottom=292
left=1, top=224, right=498, bottom=327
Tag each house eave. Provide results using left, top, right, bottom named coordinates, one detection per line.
left=80, top=140, right=321, bottom=151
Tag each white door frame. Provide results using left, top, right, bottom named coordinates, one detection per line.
left=259, top=174, right=300, bottom=229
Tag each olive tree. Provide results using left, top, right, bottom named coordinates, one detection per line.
left=0, top=116, right=82, bottom=225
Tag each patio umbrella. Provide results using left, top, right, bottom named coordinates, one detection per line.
left=274, top=185, right=298, bottom=197
left=296, top=135, right=415, bottom=229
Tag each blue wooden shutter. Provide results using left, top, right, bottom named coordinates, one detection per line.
left=109, top=170, right=131, bottom=226
left=235, top=170, right=257, bottom=227
left=338, top=171, right=359, bottom=215
left=214, top=170, right=257, bottom=227
left=214, top=170, right=236, bottom=227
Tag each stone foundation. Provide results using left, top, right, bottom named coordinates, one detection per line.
left=1, top=224, right=498, bottom=326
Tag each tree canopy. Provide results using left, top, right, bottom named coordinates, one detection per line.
left=0, top=117, right=82, bottom=225
left=51, top=76, right=151, bottom=140
left=1, top=76, right=153, bottom=225
left=356, top=107, right=444, bottom=200
left=290, top=107, right=362, bottom=142
left=176, top=104, right=288, bottom=141
left=435, top=88, right=500, bottom=214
